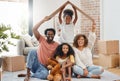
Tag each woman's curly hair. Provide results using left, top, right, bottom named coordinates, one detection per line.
left=73, top=34, right=88, bottom=48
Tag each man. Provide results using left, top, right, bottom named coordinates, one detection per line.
left=24, top=16, right=59, bottom=81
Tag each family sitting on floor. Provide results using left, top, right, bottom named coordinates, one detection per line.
left=18, top=1, right=104, bottom=81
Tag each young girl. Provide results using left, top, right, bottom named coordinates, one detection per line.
left=54, top=43, right=75, bottom=81
left=57, top=5, right=78, bottom=44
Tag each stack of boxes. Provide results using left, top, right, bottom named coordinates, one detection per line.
left=119, top=45, right=120, bottom=67
left=0, top=58, right=2, bottom=81
left=0, top=67, right=1, bottom=81
left=119, top=54, right=120, bottom=67
left=97, top=40, right=119, bottom=68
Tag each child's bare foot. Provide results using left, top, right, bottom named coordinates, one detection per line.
left=77, top=75, right=81, bottom=78
left=24, top=76, right=30, bottom=81
left=65, top=77, right=71, bottom=81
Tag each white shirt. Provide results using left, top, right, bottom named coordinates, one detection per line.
left=73, top=32, right=96, bottom=69
left=58, top=22, right=75, bottom=44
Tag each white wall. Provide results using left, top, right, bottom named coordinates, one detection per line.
left=33, top=0, right=120, bottom=40
left=102, top=0, right=120, bottom=40
left=33, top=0, right=81, bottom=35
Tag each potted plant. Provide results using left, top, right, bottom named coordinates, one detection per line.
left=0, top=24, right=20, bottom=67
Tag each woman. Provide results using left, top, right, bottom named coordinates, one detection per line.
left=72, top=22, right=104, bottom=79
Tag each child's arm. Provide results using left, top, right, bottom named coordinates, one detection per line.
left=70, top=55, right=75, bottom=64
left=62, top=59, right=73, bottom=69
left=48, top=1, right=69, bottom=19
left=58, top=5, right=65, bottom=24
left=61, top=55, right=75, bottom=69
left=72, top=5, right=78, bottom=25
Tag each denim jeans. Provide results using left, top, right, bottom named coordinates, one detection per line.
left=73, top=65, right=103, bottom=77
left=26, top=50, right=49, bottom=79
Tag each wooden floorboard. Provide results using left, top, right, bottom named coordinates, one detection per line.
left=107, top=68, right=120, bottom=76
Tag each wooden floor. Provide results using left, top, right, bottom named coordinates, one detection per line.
left=93, top=56, right=120, bottom=76
left=107, top=68, right=120, bottom=76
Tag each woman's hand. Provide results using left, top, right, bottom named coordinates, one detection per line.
left=83, top=68, right=89, bottom=76
left=92, top=20, right=96, bottom=32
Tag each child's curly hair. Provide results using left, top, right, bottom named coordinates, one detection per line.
left=54, top=43, right=75, bottom=58
left=63, top=9, right=73, bottom=19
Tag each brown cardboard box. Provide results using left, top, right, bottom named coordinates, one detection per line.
left=119, top=46, right=120, bottom=55
left=3, top=55, right=25, bottom=72
left=0, top=68, right=2, bottom=81
left=99, top=54, right=119, bottom=68
left=97, top=40, right=119, bottom=54
left=119, top=55, right=120, bottom=67
left=0, top=71, right=1, bottom=81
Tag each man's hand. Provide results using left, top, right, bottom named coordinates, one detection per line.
left=43, top=16, right=51, bottom=22
left=60, top=1, right=69, bottom=11
left=72, top=5, right=76, bottom=10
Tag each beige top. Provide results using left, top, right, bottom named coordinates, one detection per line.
left=56, top=55, right=75, bottom=65
left=57, top=57, right=68, bottom=65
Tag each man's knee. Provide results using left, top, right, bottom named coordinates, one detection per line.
left=28, top=50, right=37, bottom=56
left=27, top=50, right=37, bottom=61
left=26, top=50, right=38, bottom=68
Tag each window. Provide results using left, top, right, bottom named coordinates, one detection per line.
left=0, top=1, right=28, bottom=35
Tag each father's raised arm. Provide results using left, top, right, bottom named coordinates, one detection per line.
left=32, top=16, right=51, bottom=40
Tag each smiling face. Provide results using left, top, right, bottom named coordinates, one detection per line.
left=62, top=44, right=69, bottom=55
left=77, top=36, right=85, bottom=47
left=46, top=31, right=55, bottom=42
left=73, top=34, right=88, bottom=48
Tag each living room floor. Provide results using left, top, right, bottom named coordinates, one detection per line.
left=2, top=68, right=120, bottom=81
left=1, top=56, right=120, bottom=81
left=93, top=57, right=120, bottom=76
left=107, top=68, right=120, bottom=76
